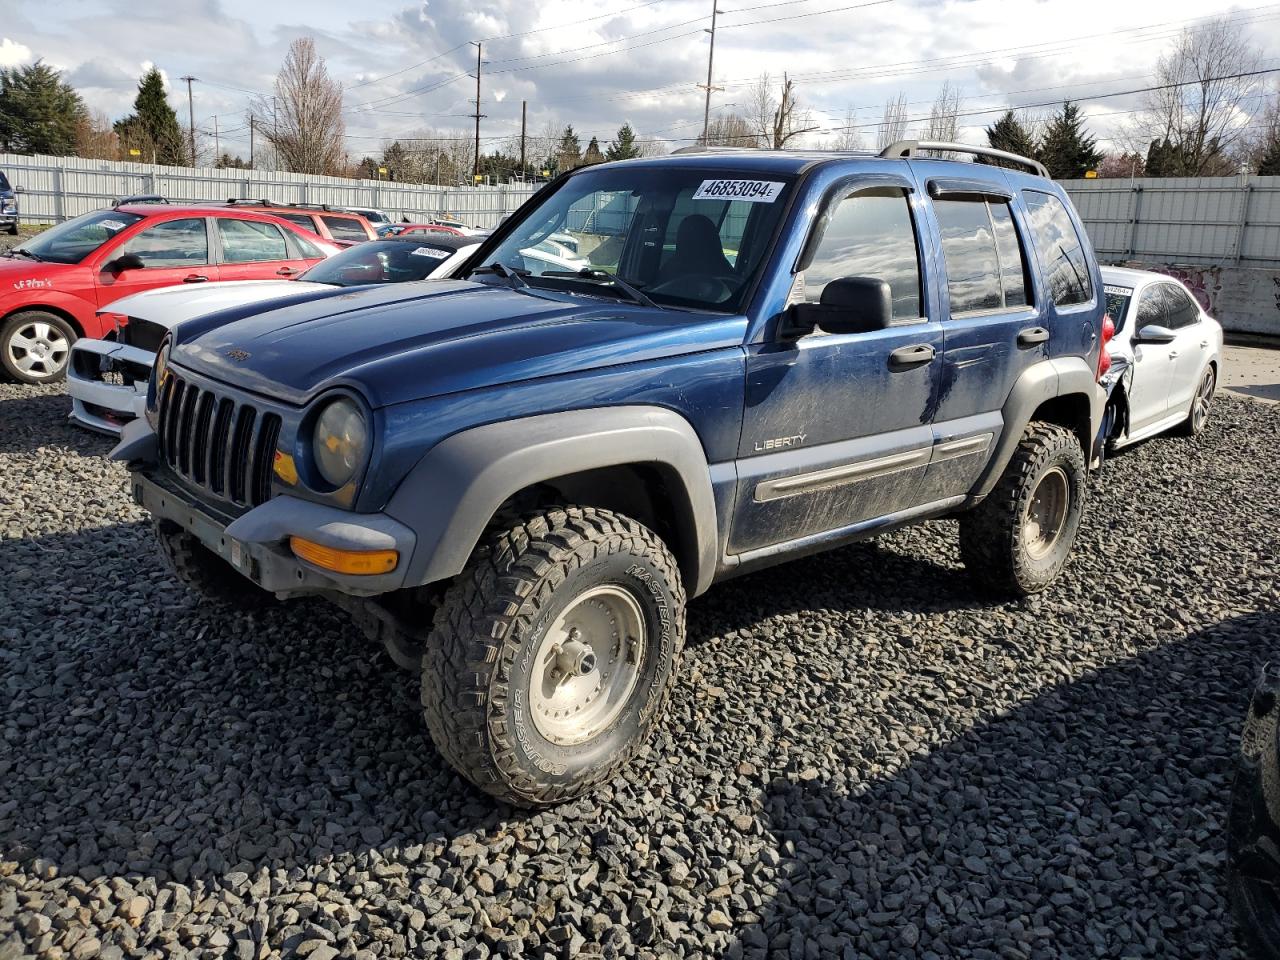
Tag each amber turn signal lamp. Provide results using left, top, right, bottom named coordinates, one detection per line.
left=289, top=537, right=398, bottom=575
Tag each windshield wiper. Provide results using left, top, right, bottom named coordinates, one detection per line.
left=472, top=261, right=530, bottom=291
left=6, top=247, right=41, bottom=261
left=543, top=267, right=664, bottom=310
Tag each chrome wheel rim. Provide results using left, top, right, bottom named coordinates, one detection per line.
left=7, top=320, right=69, bottom=379
left=529, top=584, right=645, bottom=746
left=1192, top=368, right=1214, bottom=432
left=1024, top=467, right=1069, bottom=561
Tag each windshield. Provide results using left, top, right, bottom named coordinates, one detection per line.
left=1104, top=285, right=1133, bottom=334
left=0, top=172, right=10, bottom=193
left=298, top=239, right=462, bottom=286
left=14, top=209, right=143, bottom=264
left=467, top=166, right=795, bottom=312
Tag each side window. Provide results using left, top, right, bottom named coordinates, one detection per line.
left=988, top=203, right=1029, bottom=308
left=934, top=199, right=1002, bottom=314
left=218, top=219, right=289, bottom=263
left=121, top=218, right=209, bottom=267
left=275, top=212, right=318, bottom=232
left=321, top=215, right=370, bottom=243
left=1136, top=287, right=1165, bottom=329
left=1163, top=284, right=1199, bottom=328
left=805, top=188, right=922, bottom=321
left=1023, top=191, right=1092, bottom=307
left=290, top=231, right=326, bottom=259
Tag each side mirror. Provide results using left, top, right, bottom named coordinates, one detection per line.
left=785, top=276, right=893, bottom=337
left=1134, top=324, right=1176, bottom=344
left=105, top=253, right=146, bottom=273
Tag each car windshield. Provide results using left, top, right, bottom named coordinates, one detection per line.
left=298, top=239, right=461, bottom=286
left=466, top=165, right=795, bottom=313
left=0, top=172, right=10, bottom=192
left=14, top=209, right=143, bottom=264
left=1104, top=285, right=1133, bottom=334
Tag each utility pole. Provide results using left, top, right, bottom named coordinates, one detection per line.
left=470, top=42, right=485, bottom=182
left=520, top=100, right=527, bottom=182
left=213, top=116, right=220, bottom=160
left=180, top=75, right=198, bottom=166
left=699, top=1, right=723, bottom=146
left=249, top=116, right=255, bottom=168
left=272, top=96, right=279, bottom=171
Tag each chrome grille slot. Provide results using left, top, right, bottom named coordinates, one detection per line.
left=154, top=372, right=281, bottom=509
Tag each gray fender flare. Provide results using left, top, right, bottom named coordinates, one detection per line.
left=971, top=356, right=1105, bottom=499
left=384, top=406, right=719, bottom=596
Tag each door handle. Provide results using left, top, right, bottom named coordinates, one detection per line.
left=276, top=267, right=297, bottom=276
left=888, top=344, right=936, bottom=369
left=1016, top=326, right=1049, bottom=347
left=182, top=274, right=209, bottom=283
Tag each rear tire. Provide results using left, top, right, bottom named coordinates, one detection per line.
left=1179, top=364, right=1215, bottom=437
left=152, top=519, right=273, bottom=605
left=958, top=422, right=1087, bottom=597
left=1, top=310, right=75, bottom=384
left=421, top=505, right=686, bottom=807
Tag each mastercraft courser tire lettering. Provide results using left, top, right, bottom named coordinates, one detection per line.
left=152, top=518, right=273, bottom=604
left=421, top=505, right=686, bottom=806
left=957, top=422, right=1087, bottom=597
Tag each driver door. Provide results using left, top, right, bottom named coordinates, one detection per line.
left=731, top=182, right=942, bottom=555
left=95, top=217, right=218, bottom=306
left=1127, top=284, right=1177, bottom=429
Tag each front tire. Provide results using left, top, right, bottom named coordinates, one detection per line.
left=0, top=310, right=75, bottom=384
left=422, top=505, right=686, bottom=807
left=958, top=422, right=1087, bottom=597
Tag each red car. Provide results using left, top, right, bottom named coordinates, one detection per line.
left=396, top=224, right=467, bottom=237
left=0, top=204, right=340, bottom=384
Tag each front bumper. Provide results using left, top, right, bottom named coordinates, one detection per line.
left=128, top=468, right=417, bottom=599
left=66, top=338, right=153, bottom=435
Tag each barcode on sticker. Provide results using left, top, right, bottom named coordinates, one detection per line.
left=692, top=179, right=784, bottom=203
left=411, top=246, right=450, bottom=259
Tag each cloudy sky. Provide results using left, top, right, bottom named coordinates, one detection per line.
left=3, top=0, right=1279, bottom=162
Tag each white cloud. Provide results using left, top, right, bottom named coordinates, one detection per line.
left=0, top=37, right=33, bottom=68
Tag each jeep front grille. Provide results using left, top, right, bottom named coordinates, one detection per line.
left=156, top=373, right=281, bottom=508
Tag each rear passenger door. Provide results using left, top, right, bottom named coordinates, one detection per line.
left=214, top=218, right=310, bottom=281
left=917, top=181, right=1045, bottom=501
left=732, top=180, right=943, bottom=555
left=1162, top=283, right=1208, bottom=411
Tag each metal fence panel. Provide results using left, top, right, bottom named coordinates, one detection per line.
left=1061, top=174, right=1280, bottom=268
left=0, top=152, right=541, bottom=228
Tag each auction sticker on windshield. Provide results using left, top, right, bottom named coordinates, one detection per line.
left=411, top=247, right=450, bottom=259
left=692, top=180, right=785, bottom=203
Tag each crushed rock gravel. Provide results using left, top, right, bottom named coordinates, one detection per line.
left=1, top=380, right=1277, bottom=960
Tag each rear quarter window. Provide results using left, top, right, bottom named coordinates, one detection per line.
left=1024, top=191, right=1092, bottom=307
left=321, top=215, right=371, bottom=243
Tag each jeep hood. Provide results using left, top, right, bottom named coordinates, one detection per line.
left=171, top=279, right=747, bottom=407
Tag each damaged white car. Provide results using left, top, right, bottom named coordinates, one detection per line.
left=68, top=233, right=477, bottom=433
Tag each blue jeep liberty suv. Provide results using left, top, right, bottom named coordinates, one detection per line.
left=113, top=141, right=1107, bottom=806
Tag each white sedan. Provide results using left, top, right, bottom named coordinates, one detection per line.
left=1100, top=266, right=1224, bottom=451
left=67, top=234, right=477, bottom=434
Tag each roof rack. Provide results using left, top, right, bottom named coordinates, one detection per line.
left=222, top=199, right=342, bottom=212
left=878, top=140, right=1049, bottom=179
left=671, top=145, right=878, bottom=157
left=114, top=194, right=169, bottom=208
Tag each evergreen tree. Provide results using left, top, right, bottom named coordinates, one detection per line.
left=583, top=137, right=604, bottom=165
left=605, top=123, right=641, bottom=161
left=114, top=68, right=186, bottom=165
left=1038, top=101, right=1104, bottom=180
left=1144, top=137, right=1186, bottom=177
left=556, top=125, right=582, bottom=171
left=0, top=61, right=88, bottom=156
left=1259, top=137, right=1280, bottom=176
left=982, top=110, right=1038, bottom=167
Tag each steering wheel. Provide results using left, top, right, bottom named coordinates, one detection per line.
left=646, top=274, right=735, bottom=304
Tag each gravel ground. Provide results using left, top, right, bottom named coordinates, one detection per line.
left=1, top=381, right=1278, bottom=960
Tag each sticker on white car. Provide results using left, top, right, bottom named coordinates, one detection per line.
left=692, top=180, right=785, bottom=203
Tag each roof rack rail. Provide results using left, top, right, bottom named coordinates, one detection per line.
left=671, top=144, right=878, bottom=157
left=114, top=194, right=169, bottom=208
left=878, top=140, right=1049, bottom=179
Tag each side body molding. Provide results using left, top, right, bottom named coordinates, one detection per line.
left=969, top=356, right=1104, bottom=500
left=384, top=406, right=720, bottom=596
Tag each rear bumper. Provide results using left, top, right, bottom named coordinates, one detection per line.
left=66, top=338, right=151, bottom=434
left=132, top=469, right=417, bottom=598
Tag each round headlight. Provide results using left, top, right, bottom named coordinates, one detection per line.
left=313, top=398, right=368, bottom=488
left=153, top=338, right=171, bottom=387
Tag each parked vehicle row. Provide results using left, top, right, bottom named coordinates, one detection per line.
left=0, top=170, right=17, bottom=236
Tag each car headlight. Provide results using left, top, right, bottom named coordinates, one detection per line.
left=153, top=338, right=171, bottom=386
left=313, top=397, right=368, bottom=488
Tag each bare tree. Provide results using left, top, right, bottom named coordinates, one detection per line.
left=876, top=92, right=909, bottom=149
left=747, top=72, right=819, bottom=149
left=923, top=81, right=963, bottom=144
left=701, top=113, right=759, bottom=147
left=828, top=106, right=862, bottom=152
left=1133, top=16, right=1263, bottom=175
left=252, top=38, right=345, bottom=175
